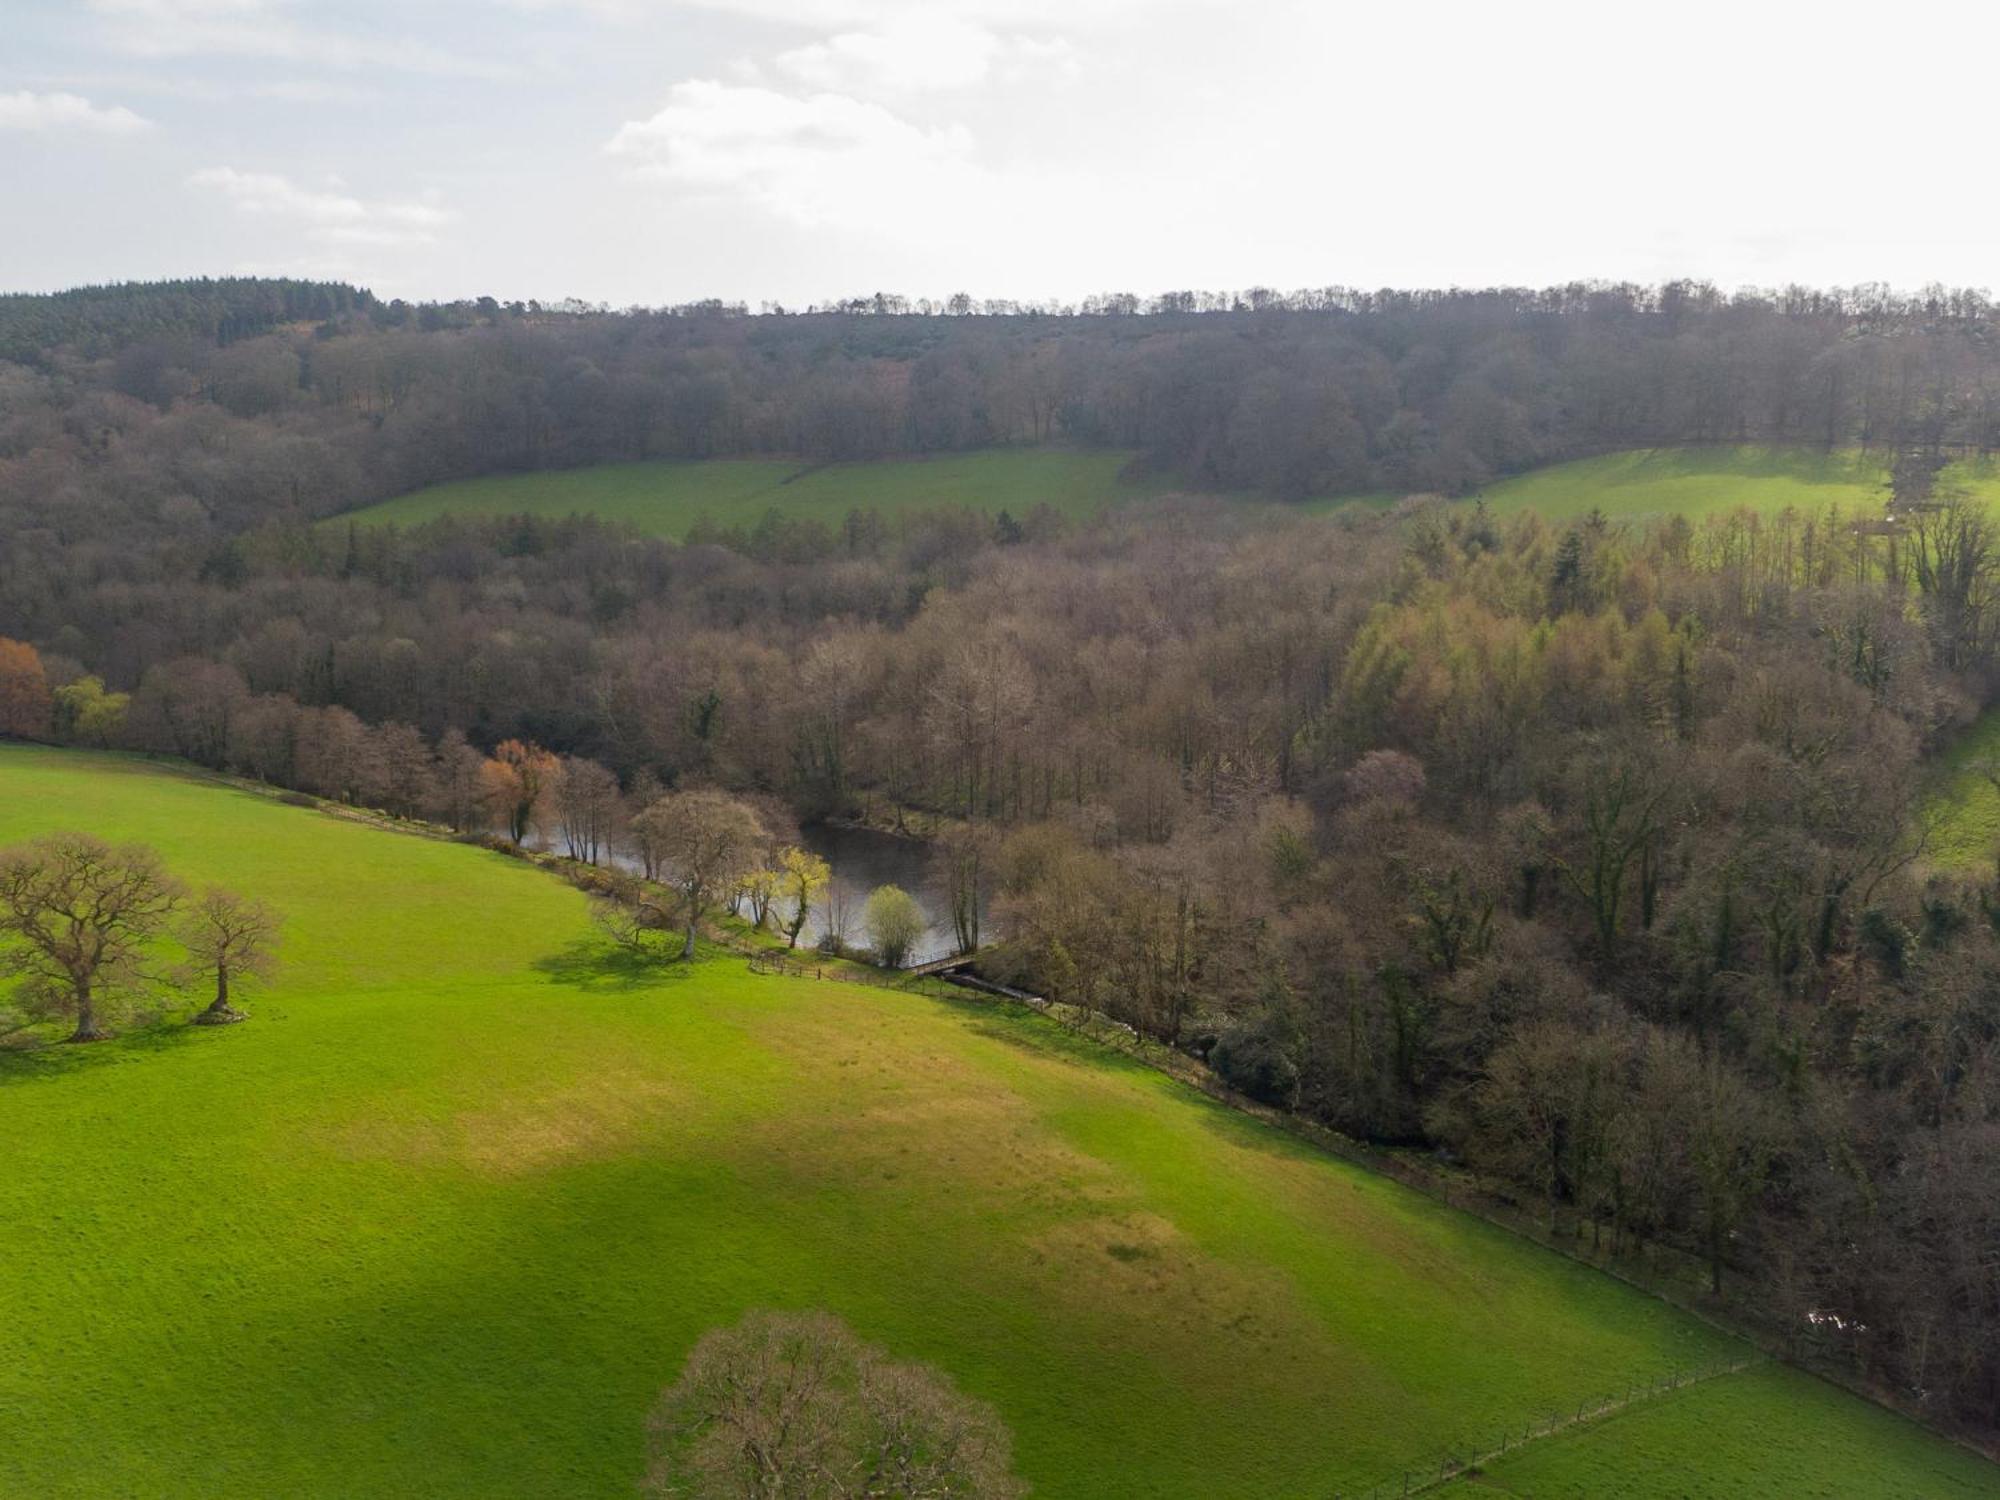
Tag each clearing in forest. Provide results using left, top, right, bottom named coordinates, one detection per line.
left=1474, top=444, right=2000, bottom=524
left=334, top=447, right=1166, bottom=539
left=0, top=746, right=1994, bottom=1499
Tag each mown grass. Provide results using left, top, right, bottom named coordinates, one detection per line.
left=1457, top=1362, right=1998, bottom=1498
left=337, top=448, right=1167, bottom=539
left=0, top=747, right=1993, bottom=1497
left=1472, top=445, right=2000, bottom=525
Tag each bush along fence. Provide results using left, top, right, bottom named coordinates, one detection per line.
left=1330, top=1355, right=1760, bottom=1499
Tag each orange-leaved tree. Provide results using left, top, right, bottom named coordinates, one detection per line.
left=480, top=739, right=558, bottom=844
left=0, top=638, right=52, bottom=740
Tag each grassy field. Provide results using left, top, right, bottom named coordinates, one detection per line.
left=1, top=748, right=1995, bottom=1498
left=342, top=445, right=2000, bottom=543
left=336, top=448, right=1167, bottom=539
left=1468, top=445, right=2000, bottom=525
left=1922, top=708, right=2000, bottom=874
left=1456, top=1362, right=1994, bottom=1498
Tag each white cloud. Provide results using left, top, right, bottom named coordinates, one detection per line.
left=87, top=0, right=517, bottom=78
left=776, top=17, right=1002, bottom=92
left=0, top=90, right=153, bottom=134
left=189, top=167, right=452, bottom=247
left=607, top=80, right=976, bottom=227
left=771, top=16, right=1075, bottom=93
left=631, top=0, right=1172, bottom=24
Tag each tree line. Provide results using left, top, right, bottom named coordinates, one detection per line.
left=10, top=277, right=2000, bottom=562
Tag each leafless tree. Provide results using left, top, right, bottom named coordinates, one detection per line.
left=178, top=886, right=281, bottom=1025
left=553, top=755, right=622, bottom=864
left=644, top=1309, right=1023, bottom=1499
left=631, top=791, right=769, bottom=959
left=932, top=824, right=992, bottom=958
left=0, top=833, right=183, bottom=1042
left=430, top=728, right=488, bottom=832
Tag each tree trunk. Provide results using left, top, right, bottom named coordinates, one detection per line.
left=682, top=912, right=699, bottom=961
left=67, top=977, right=108, bottom=1043
left=195, top=962, right=246, bottom=1025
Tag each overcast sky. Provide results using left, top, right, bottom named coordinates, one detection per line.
left=6, top=0, right=1998, bottom=306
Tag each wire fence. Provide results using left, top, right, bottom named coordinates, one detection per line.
left=1329, top=1356, right=1758, bottom=1499
left=744, top=946, right=939, bottom=993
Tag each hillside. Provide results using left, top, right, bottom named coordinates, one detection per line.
left=334, top=449, right=1169, bottom=540
left=1472, top=444, right=2000, bottom=524
left=341, top=443, right=2000, bottom=545
left=0, top=748, right=1994, bottom=1497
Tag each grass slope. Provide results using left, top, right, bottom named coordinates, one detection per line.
left=0, top=748, right=1993, bottom=1498
left=337, top=449, right=1164, bottom=539
left=1457, top=1363, right=1997, bottom=1498
left=1922, top=708, right=2000, bottom=874
left=1471, top=445, right=2000, bottom=525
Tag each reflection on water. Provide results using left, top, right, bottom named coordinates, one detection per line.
left=576, top=820, right=986, bottom=968
left=793, top=823, right=982, bottom=967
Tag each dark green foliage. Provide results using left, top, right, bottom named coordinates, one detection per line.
left=0, top=277, right=375, bottom=363
left=1211, top=990, right=1303, bottom=1109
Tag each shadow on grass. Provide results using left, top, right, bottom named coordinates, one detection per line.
left=0, top=1016, right=209, bottom=1084
left=531, top=937, right=702, bottom=994
left=951, top=1001, right=1173, bottom=1083
left=944, top=996, right=1357, bottom=1172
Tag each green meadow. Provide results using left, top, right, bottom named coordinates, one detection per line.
left=1457, top=1361, right=1997, bottom=1498
left=339, top=444, right=2000, bottom=546
left=1922, top=707, right=2000, bottom=874
left=1, top=747, right=1995, bottom=1498
left=336, top=448, right=1166, bottom=539
left=1473, top=444, right=2000, bottom=525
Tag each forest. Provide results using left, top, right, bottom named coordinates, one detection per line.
left=2, top=277, right=1999, bottom=1443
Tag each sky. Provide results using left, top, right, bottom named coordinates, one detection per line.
left=5, top=0, right=1999, bottom=307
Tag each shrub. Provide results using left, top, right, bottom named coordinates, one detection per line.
left=864, top=884, right=925, bottom=968
left=1210, top=1019, right=1301, bottom=1109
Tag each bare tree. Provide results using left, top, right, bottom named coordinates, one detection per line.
left=933, top=824, right=991, bottom=956
left=1685, top=1050, right=1782, bottom=1294
left=1556, top=760, right=1662, bottom=963
left=371, top=722, right=437, bottom=820
left=820, top=877, right=855, bottom=956
left=178, top=887, right=282, bottom=1025
left=631, top=791, right=769, bottom=959
left=430, top=728, right=488, bottom=832
left=644, top=1309, right=1023, bottom=1500
left=553, top=755, right=622, bottom=864
left=0, top=833, right=183, bottom=1042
